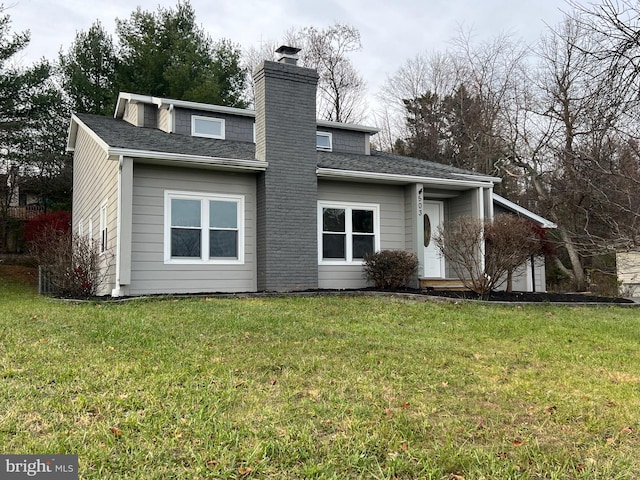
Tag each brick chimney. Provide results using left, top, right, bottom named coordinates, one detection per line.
left=253, top=47, right=319, bottom=291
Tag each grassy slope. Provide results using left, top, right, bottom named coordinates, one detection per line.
left=0, top=266, right=639, bottom=479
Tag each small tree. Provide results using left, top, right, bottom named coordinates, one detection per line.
left=363, top=250, right=419, bottom=289
left=434, top=214, right=544, bottom=296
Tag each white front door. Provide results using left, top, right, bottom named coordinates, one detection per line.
left=423, top=201, right=445, bottom=278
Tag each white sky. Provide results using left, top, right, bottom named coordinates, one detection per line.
left=7, top=0, right=575, bottom=114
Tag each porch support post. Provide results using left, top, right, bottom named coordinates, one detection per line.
left=410, top=183, right=425, bottom=286
left=476, top=187, right=486, bottom=273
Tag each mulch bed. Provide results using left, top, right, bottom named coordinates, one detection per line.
left=422, top=289, right=635, bottom=303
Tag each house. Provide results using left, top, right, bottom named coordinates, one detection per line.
left=66, top=47, right=553, bottom=297
left=492, top=194, right=556, bottom=292
left=616, top=252, right=640, bottom=297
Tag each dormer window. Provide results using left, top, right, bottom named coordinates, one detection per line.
left=316, top=131, right=332, bottom=151
left=192, top=116, right=225, bottom=139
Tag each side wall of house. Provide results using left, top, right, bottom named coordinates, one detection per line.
left=317, top=180, right=406, bottom=289
left=617, top=252, right=640, bottom=297
left=128, top=164, right=256, bottom=295
left=72, top=128, right=119, bottom=296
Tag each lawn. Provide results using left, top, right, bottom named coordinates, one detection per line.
left=1, top=265, right=639, bottom=479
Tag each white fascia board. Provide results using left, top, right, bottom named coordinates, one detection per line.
left=493, top=193, right=557, bottom=229
left=317, top=119, right=379, bottom=134
left=453, top=172, right=502, bottom=183
left=151, top=97, right=256, bottom=117
left=107, top=148, right=268, bottom=171
left=114, top=92, right=156, bottom=118
left=317, top=167, right=496, bottom=188
left=67, top=114, right=111, bottom=154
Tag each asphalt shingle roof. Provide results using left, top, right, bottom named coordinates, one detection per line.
left=75, top=113, right=495, bottom=182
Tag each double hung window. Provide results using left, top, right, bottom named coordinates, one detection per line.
left=165, top=191, right=243, bottom=264
left=319, top=202, right=379, bottom=263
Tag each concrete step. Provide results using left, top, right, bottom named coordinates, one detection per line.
left=420, top=278, right=469, bottom=290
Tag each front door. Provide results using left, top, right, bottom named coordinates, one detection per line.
left=423, top=201, right=445, bottom=278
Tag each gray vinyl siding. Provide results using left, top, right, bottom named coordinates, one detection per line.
left=495, top=256, right=546, bottom=292
left=143, top=104, right=157, bottom=128
left=404, top=186, right=415, bottom=254
left=447, top=190, right=474, bottom=221
left=317, top=180, right=405, bottom=289
left=317, top=127, right=367, bottom=155
left=173, top=108, right=254, bottom=142
left=72, top=127, right=119, bottom=296
left=128, top=164, right=256, bottom=295
left=445, top=190, right=475, bottom=279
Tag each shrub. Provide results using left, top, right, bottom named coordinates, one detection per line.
left=23, top=211, right=71, bottom=244
left=434, top=214, right=545, bottom=296
left=28, top=226, right=107, bottom=298
left=363, top=250, right=419, bottom=289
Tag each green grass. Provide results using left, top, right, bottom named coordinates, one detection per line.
left=1, top=265, right=639, bottom=479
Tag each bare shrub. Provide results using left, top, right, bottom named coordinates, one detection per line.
left=28, top=226, right=106, bottom=298
left=363, top=250, right=419, bottom=289
left=434, top=214, right=544, bottom=296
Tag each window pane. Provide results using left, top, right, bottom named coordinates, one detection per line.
left=171, top=228, right=201, bottom=257
left=210, top=200, right=237, bottom=228
left=352, top=209, right=374, bottom=233
left=316, top=133, right=331, bottom=149
left=323, top=233, right=345, bottom=259
left=210, top=230, right=237, bottom=258
left=353, top=235, right=374, bottom=259
left=194, top=117, right=222, bottom=137
left=323, top=208, right=345, bottom=232
left=172, top=199, right=201, bottom=227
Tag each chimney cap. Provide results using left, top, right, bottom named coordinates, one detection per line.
left=275, top=45, right=301, bottom=56
left=275, top=45, right=301, bottom=65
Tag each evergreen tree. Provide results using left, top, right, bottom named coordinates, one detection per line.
left=58, top=21, right=118, bottom=116
left=115, top=1, right=247, bottom=107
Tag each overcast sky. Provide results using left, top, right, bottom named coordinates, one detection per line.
left=8, top=0, right=575, bottom=109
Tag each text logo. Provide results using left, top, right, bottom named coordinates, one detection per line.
left=1, top=455, right=78, bottom=479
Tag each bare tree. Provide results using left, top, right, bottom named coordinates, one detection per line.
left=296, top=24, right=367, bottom=123
left=242, top=24, right=367, bottom=123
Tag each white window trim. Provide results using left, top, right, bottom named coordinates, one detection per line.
left=78, top=219, right=84, bottom=237
left=87, top=218, right=93, bottom=247
left=164, top=190, right=245, bottom=265
left=317, top=201, right=380, bottom=265
left=99, top=200, right=108, bottom=254
left=191, top=115, right=225, bottom=139
left=316, top=131, right=333, bottom=151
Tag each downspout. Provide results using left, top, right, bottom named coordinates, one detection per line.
left=111, top=155, right=124, bottom=297
left=168, top=104, right=174, bottom=133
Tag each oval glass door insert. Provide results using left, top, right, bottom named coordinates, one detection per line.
left=423, top=213, right=431, bottom=247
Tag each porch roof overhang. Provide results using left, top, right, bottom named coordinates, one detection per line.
left=316, top=167, right=498, bottom=189
left=493, top=193, right=557, bottom=229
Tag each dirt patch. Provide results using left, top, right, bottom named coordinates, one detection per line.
left=0, top=264, right=38, bottom=287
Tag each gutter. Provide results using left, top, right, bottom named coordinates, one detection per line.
left=317, top=167, right=497, bottom=188
left=107, top=148, right=268, bottom=171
